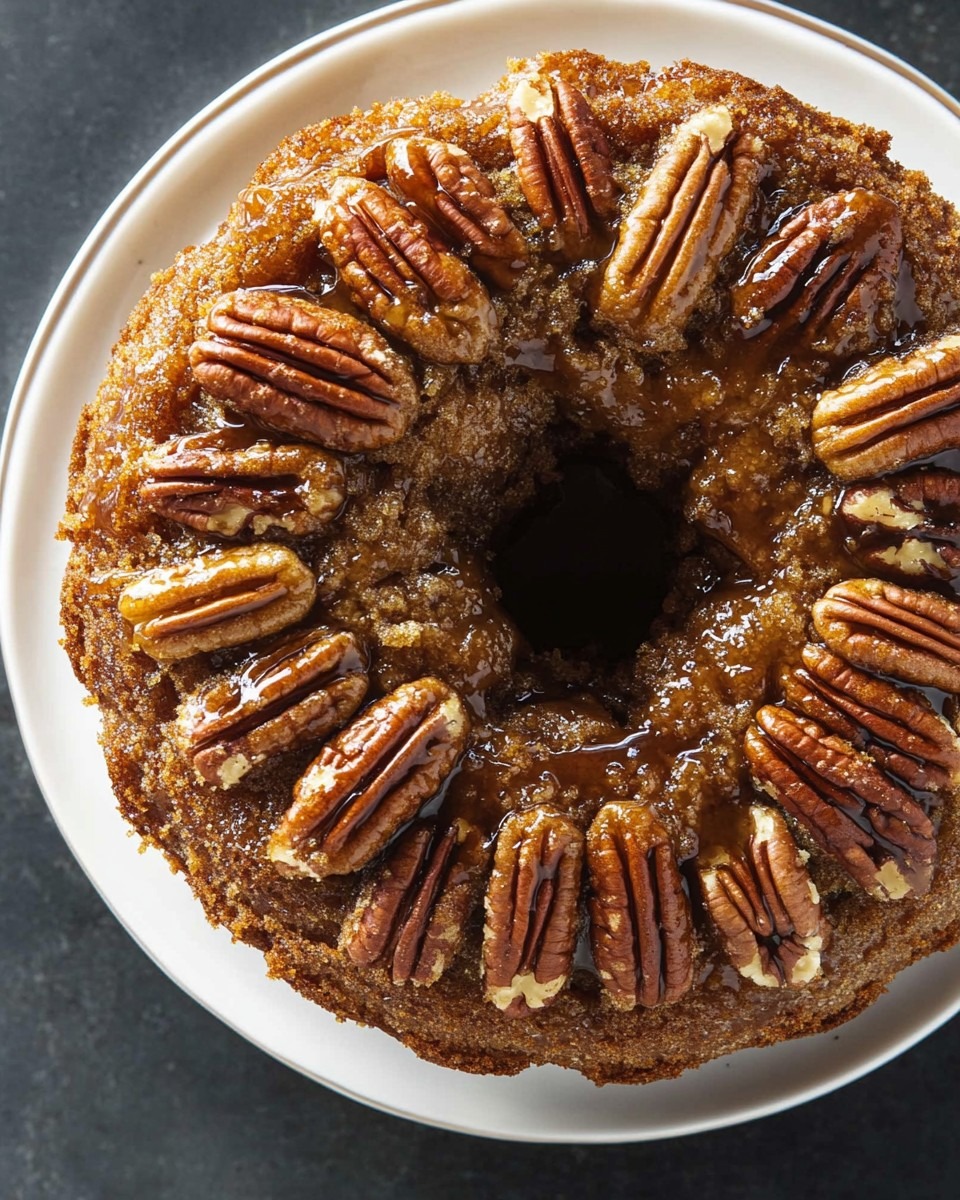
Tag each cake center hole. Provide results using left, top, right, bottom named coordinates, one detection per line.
left=492, top=455, right=672, bottom=658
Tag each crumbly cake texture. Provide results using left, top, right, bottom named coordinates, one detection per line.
left=60, top=51, right=960, bottom=1083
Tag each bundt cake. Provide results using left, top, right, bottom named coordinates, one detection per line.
left=60, top=50, right=960, bottom=1083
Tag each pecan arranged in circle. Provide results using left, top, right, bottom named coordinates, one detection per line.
left=317, top=176, right=497, bottom=364
left=482, top=807, right=584, bottom=1017
left=118, top=544, right=316, bottom=661
left=267, top=677, right=468, bottom=879
left=508, top=74, right=619, bottom=259
left=812, top=577, right=960, bottom=692
left=340, top=816, right=488, bottom=986
left=189, top=289, right=418, bottom=453
left=746, top=706, right=936, bottom=900
left=732, top=189, right=902, bottom=354
left=384, top=135, right=528, bottom=289
left=176, top=627, right=368, bottom=789
left=839, top=470, right=960, bottom=583
left=586, top=802, right=695, bottom=1010
left=781, top=644, right=960, bottom=794
left=812, top=333, right=960, bottom=479
left=139, top=429, right=346, bottom=538
left=597, top=106, right=764, bottom=350
left=701, top=806, right=828, bottom=988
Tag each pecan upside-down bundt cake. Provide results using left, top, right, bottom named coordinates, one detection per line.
left=60, top=51, right=960, bottom=1083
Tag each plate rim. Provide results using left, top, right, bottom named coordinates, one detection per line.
left=2, top=0, right=960, bottom=1143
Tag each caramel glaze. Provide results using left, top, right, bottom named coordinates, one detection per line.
left=60, top=51, right=960, bottom=1083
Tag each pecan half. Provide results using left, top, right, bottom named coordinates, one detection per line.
left=190, top=291, right=415, bottom=453
left=176, top=627, right=368, bottom=789
left=586, top=802, right=694, bottom=1010
left=118, top=544, right=316, bottom=661
left=384, top=136, right=528, bottom=289
left=508, top=75, right=618, bottom=258
left=189, top=289, right=418, bottom=453
left=839, top=470, right=960, bottom=583
left=700, top=806, right=828, bottom=988
left=812, top=577, right=960, bottom=692
left=316, top=176, right=497, bottom=363
left=812, top=334, right=960, bottom=479
left=596, top=106, right=764, bottom=349
left=781, top=643, right=960, bottom=794
left=267, top=677, right=468, bottom=879
left=139, top=429, right=346, bottom=538
left=482, top=807, right=584, bottom=1017
left=340, top=816, right=488, bottom=985
left=732, top=189, right=902, bottom=354
left=746, top=706, right=936, bottom=900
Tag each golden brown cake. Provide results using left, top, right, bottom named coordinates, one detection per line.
left=60, top=51, right=960, bottom=1083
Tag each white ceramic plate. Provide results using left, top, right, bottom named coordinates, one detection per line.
left=3, top=0, right=960, bottom=1143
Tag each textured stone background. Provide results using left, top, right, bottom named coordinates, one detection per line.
left=1, top=1, right=958, bottom=1196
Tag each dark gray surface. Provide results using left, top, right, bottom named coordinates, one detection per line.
left=2, top=1, right=959, bottom=1196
